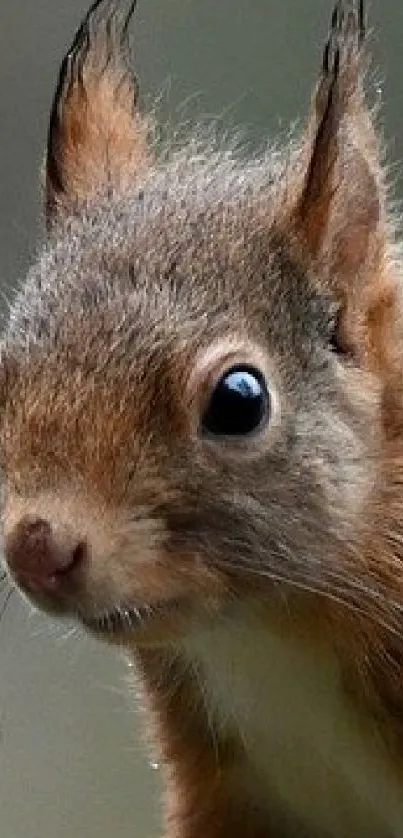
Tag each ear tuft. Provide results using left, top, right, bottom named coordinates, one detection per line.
left=296, top=0, right=371, bottom=259
left=45, top=0, right=152, bottom=224
left=292, top=1, right=398, bottom=369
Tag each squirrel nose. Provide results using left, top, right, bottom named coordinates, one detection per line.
left=4, top=515, right=88, bottom=595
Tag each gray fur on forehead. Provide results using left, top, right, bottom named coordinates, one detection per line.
left=5, top=138, right=331, bottom=362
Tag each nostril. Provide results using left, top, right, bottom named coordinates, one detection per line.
left=53, top=539, right=88, bottom=578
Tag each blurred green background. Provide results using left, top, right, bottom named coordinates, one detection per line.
left=0, top=1, right=401, bottom=836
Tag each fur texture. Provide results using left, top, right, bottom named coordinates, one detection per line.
left=2, top=1, right=403, bottom=836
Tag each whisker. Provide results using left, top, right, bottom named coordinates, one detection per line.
left=317, top=566, right=403, bottom=634
left=221, top=560, right=403, bottom=644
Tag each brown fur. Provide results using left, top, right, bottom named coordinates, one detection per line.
left=45, top=0, right=151, bottom=221
left=2, top=1, right=403, bottom=836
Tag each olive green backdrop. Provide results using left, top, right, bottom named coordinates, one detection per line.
left=0, top=2, right=401, bottom=836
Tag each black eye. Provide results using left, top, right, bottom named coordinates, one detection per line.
left=202, top=365, right=270, bottom=437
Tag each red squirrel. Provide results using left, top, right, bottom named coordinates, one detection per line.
left=2, top=1, right=403, bottom=835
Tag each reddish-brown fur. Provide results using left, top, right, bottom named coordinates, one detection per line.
left=2, top=1, right=403, bottom=836
left=45, top=0, right=151, bottom=221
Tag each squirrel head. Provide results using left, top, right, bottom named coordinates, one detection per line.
left=1, top=0, right=402, bottom=646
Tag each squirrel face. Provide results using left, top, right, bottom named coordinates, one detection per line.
left=1, top=0, right=401, bottom=648
left=0, top=177, right=378, bottom=641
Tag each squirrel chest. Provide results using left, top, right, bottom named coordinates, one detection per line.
left=181, top=615, right=403, bottom=838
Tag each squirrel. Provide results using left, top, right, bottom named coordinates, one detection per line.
left=2, top=0, right=403, bottom=835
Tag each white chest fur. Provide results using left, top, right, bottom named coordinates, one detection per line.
left=181, top=614, right=403, bottom=838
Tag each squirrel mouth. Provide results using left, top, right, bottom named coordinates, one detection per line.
left=79, top=598, right=187, bottom=636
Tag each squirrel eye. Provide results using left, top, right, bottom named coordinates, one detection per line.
left=202, top=365, right=270, bottom=437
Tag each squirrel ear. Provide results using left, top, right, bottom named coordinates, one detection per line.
left=295, top=3, right=388, bottom=307
left=294, top=1, right=397, bottom=367
left=45, top=0, right=152, bottom=225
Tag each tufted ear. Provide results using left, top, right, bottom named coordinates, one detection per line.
left=45, top=0, right=152, bottom=225
left=295, top=1, right=394, bottom=363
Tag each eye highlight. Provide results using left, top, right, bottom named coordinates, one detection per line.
left=201, top=365, right=270, bottom=438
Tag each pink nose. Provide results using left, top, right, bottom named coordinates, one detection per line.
left=5, top=515, right=87, bottom=595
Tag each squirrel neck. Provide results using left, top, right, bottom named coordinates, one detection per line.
left=134, top=607, right=403, bottom=838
